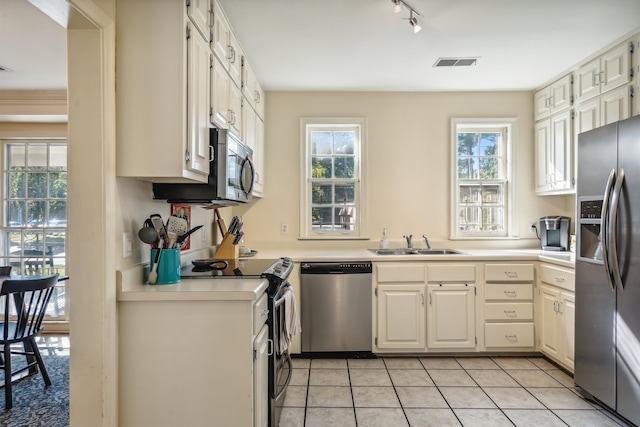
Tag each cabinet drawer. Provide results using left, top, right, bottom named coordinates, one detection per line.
left=540, top=264, right=575, bottom=291
left=427, top=264, right=475, bottom=283
left=253, top=292, right=268, bottom=336
left=485, top=284, right=533, bottom=301
left=377, top=264, right=425, bottom=283
left=485, top=302, right=534, bottom=321
left=485, top=323, right=534, bottom=348
left=485, top=264, right=534, bottom=282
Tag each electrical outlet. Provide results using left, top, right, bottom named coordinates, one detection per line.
left=281, top=223, right=289, bottom=235
left=201, top=224, right=207, bottom=241
left=530, top=223, right=537, bottom=234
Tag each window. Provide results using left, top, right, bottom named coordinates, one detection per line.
left=0, top=140, right=67, bottom=318
left=301, top=118, right=367, bottom=239
left=451, top=119, right=516, bottom=239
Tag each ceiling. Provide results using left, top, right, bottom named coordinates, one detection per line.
left=1, top=0, right=640, bottom=92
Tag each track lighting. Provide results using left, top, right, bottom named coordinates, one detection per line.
left=390, top=0, right=422, bottom=34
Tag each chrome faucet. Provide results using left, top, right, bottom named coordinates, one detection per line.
left=422, top=235, right=432, bottom=250
left=403, top=234, right=413, bottom=249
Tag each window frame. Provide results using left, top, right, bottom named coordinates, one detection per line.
left=450, top=118, right=518, bottom=240
left=300, top=117, right=368, bottom=240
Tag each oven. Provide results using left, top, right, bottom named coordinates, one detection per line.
left=180, top=257, right=295, bottom=427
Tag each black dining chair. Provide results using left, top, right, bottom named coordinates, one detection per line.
left=0, top=266, right=11, bottom=276
left=0, top=274, right=58, bottom=409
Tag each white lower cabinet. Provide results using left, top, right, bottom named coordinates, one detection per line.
left=537, top=263, right=575, bottom=372
left=253, top=324, right=269, bottom=427
left=484, top=263, right=535, bottom=350
left=427, top=284, right=475, bottom=349
left=377, top=284, right=426, bottom=350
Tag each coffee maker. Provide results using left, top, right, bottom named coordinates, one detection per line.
left=539, top=216, right=571, bottom=251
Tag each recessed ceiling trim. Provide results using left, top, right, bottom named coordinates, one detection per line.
left=434, top=57, right=479, bottom=67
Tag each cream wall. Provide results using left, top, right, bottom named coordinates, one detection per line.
left=234, top=91, right=573, bottom=251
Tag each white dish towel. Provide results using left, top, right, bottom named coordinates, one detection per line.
left=279, top=283, right=301, bottom=353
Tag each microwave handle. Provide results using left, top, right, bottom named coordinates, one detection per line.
left=241, top=157, right=255, bottom=195
left=209, top=145, right=215, bottom=162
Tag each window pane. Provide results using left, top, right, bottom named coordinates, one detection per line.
left=311, top=132, right=333, bottom=155
left=482, top=185, right=502, bottom=204
left=49, top=172, right=67, bottom=198
left=334, top=184, right=355, bottom=203
left=479, top=133, right=499, bottom=155
left=48, top=201, right=67, bottom=226
left=8, top=172, right=25, bottom=198
left=479, top=158, right=498, bottom=179
left=458, top=133, right=478, bottom=156
left=458, top=158, right=477, bottom=179
left=7, top=145, right=26, bottom=170
left=482, top=207, right=504, bottom=231
left=27, top=172, right=47, bottom=198
left=459, top=187, right=471, bottom=204
left=6, top=201, right=25, bottom=226
left=311, top=184, right=333, bottom=205
left=334, top=131, right=354, bottom=154
left=23, top=230, right=44, bottom=251
left=49, top=145, right=67, bottom=170
left=27, top=145, right=47, bottom=170
left=335, top=206, right=355, bottom=231
left=46, top=230, right=66, bottom=255
left=311, top=207, right=332, bottom=230
left=311, top=157, right=332, bottom=178
left=334, top=157, right=354, bottom=179
left=27, top=200, right=46, bottom=226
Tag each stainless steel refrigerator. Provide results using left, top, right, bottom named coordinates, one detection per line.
left=575, top=114, right=640, bottom=426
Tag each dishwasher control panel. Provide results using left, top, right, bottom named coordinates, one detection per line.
left=300, top=262, right=372, bottom=274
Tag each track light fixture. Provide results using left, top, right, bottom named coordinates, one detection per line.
left=390, top=0, right=422, bottom=34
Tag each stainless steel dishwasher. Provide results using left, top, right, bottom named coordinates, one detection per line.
left=300, top=261, right=373, bottom=354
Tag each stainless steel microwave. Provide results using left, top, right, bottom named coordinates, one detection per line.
left=153, top=128, right=254, bottom=204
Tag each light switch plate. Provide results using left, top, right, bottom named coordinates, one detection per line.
left=123, top=232, right=133, bottom=258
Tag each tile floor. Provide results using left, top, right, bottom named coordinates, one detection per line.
left=280, top=356, right=632, bottom=427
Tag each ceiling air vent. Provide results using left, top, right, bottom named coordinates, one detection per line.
left=434, top=57, right=478, bottom=67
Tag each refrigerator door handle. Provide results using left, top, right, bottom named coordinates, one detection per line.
left=601, top=168, right=616, bottom=292
left=609, top=168, right=625, bottom=295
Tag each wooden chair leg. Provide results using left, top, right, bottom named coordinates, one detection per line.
left=29, top=338, right=51, bottom=386
left=4, top=344, right=12, bottom=410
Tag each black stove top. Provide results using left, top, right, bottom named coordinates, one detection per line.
left=180, top=258, right=282, bottom=279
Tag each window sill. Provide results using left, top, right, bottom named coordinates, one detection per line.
left=450, top=236, right=520, bottom=241
left=298, top=236, right=370, bottom=241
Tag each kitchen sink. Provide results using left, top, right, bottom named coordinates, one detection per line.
left=370, top=248, right=466, bottom=255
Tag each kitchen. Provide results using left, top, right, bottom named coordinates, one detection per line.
left=2, top=0, right=640, bottom=426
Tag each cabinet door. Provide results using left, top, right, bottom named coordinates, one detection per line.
left=229, top=81, right=242, bottom=138
left=253, top=116, right=265, bottom=197
left=187, top=0, right=211, bottom=41
left=211, top=55, right=230, bottom=128
left=187, top=27, right=211, bottom=176
left=427, top=284, right=475, bottom=349
left=560, top=291, right=575, bottom=371
left=601, top=42, right=631, bottom=93
left=254, top=80, right=265, bottom=120
left=601, top=84, right=630, bottom=126
left=576, top=57, right=600, bottom=102
left=575, top=97, right=600, bottom=141
left=242, top=101, right=257, bottom=153
left=242, top=58, right=257, bottom=110
left=253, top=324, right=269, bottom=427
left=549, top=109, right=573, bottom=191
left=539, top=285, right=560, bottom=360
left=534, top=119, right=551, bottom=193
left=550, top=75, right=573, bottom=113
left=212, top=1, right=230, bottom=68
left=228, top=31, right=243, bottom=86
left=534, top=86, right=551, bottom=121
left=377, top=285, right=425, bottom=350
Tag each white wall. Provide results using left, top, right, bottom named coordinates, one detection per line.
left=233, top=91, right=573, bottom=251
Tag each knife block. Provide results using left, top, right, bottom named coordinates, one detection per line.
left=215, top=233, right=239, bottom=259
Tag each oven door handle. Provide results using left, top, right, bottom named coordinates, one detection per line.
left=273, top=353, right=292, bottom=401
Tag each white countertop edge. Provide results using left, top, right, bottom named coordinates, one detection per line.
left=117, top=264, right=268, bottom=302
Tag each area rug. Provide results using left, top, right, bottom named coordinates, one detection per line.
left=0, top=355, right=69, bottom=427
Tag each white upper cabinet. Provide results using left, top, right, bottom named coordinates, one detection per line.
left=575, top=42, right=631, bottom=102
left=634, top=36, right=640, bottom=116
left=212, top=1, right=231, bottom=68
left=534, top=74, right=573, bottom=121
left=211, top=54, right=230, bottom=128
left=187, top=0, right=212, bottom=41
left=116, top=0, right=209, bottom=183
left=535, top=110, right=573, bottom=194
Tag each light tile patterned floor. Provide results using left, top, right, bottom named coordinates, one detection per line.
left=280, top=356, right=632, bottom=427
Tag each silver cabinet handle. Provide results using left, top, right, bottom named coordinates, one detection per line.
left=553, top=300, right=558, bottom=312
left=553, top=276, right=565, bottom=283
left=504, top=271, right=518, bottom=278
left=504, top=310, right=517, bottom=317
left=505, top=334, right=518, bottom=341
left=267, top=338, right=274, bottom=356
left=209, top=145, right=215, bottom=162
left=504, top=290, right=517, bottom=297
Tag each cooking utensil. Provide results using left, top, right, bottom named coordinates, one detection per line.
left=176, top=225, right=203, bottom=246
left=138, top=225, right=159, bottom=246
left=167, top=215, right=188, bottom=236
left=148, top=239, right=163, bottom=284
left=150, top=214, right=169, bottom=244
left=191, top=259, right=228, bottom=270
